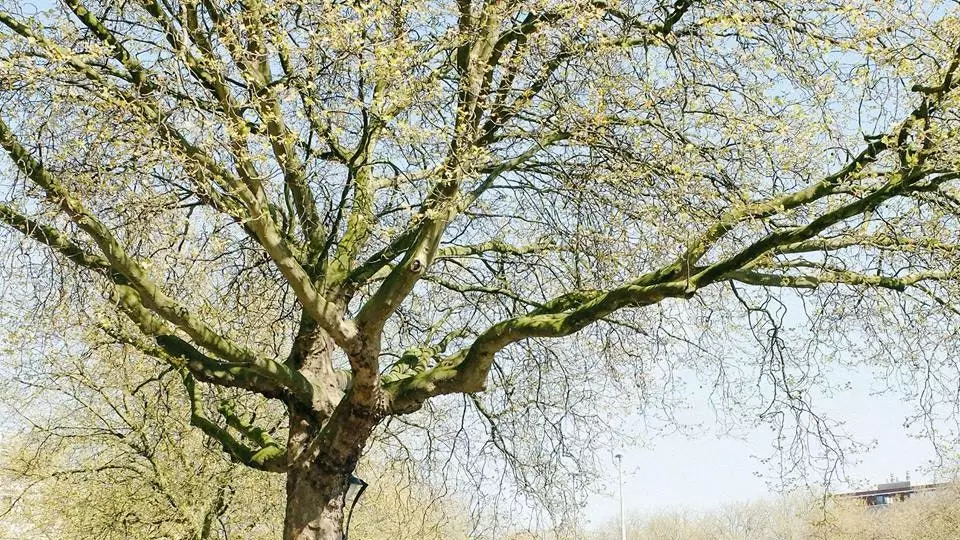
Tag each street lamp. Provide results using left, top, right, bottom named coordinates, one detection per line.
left=342, top=474, right=368, bottom=540
left=615, top=453, right=626, bottom=540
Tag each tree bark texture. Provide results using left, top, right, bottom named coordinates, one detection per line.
left=283, top=460, right=350, bottom=540
left=282, top=323, right=379, bottom=540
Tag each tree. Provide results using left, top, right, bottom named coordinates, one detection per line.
left=3, top=0, right=960, bottom=538
left=585, top=484, right=960, bottom=539
left=0, top=315, right=468, bottom=540
left=0, top=330, right=285, bottom=540
left=811, top=483, right=960, bottom=540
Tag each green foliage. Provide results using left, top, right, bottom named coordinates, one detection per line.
left=5, top=0, right=960, bottom=536
left=0, top=332, right=467, bottom=540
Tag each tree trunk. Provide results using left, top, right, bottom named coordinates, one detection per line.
left=282, top=318, right=382, bottom=540
left=283, top=461, right=350, bottom=540
left=283, top=325, right=353, bottom=540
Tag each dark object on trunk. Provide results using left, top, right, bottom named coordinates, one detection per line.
left=342, top=474, right=368, bottom=540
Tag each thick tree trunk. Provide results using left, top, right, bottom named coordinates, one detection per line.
left=283, top=461, right=350, bottom=540
left=282, top=320, right=380, bottom=540
left=282, top=405, right=378, bottom=540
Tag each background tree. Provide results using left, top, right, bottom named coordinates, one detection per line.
left=584, top=483, right=960, bottom=539
left=0, top=307, right=469, bottom=540
left=810, top=483, right=960, bottom=540
left=4, top=0, right=960, bottom=538
left=577, top=482, right=960, bottom=540
left=0, top=334, right=283, bottom=540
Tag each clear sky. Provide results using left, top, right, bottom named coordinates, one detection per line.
left=582, top=361, right=953, bottom=527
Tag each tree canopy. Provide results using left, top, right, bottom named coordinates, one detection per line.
left=3, top=0, right=960, bottom=538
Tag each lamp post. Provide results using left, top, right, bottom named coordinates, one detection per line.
left=615, top=453, right=626, bottom=540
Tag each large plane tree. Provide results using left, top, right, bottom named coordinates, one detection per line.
left=3, top=0, right=960, bottom=538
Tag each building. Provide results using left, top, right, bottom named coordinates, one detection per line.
left=838, top=479, right=949, bottom=507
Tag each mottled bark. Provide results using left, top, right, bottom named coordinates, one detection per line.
left=283, top=458, right=350, bottom=540
left=282, top=404, right=378, bottom=540
left=287, top=318, right=349, bottom=419
left=282, top=320, right=378, bottom=540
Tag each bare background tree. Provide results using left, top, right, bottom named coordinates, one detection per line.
left=0, top=300, right=469, bottom=539
left=584, top=482, right=960, bottom=540
left=4, top=0, right=960, bottom=538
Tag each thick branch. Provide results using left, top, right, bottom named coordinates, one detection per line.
left=724, top=268, right=957, bottom=291
left=0, top=9, right=358, bottom=353
left=0, top=123, right=319, bottom=403
left=387, top=170, right=960, bottom=411
left=182, top=373, right=287, bottom=472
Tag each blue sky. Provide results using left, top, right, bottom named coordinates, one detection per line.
left=583, top=362, right=952, bottom=526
